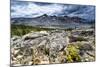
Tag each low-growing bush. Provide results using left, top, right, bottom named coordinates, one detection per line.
left=69, top=36, right=87, bottom=42
left=65, top=28, right=73, bottom=31
left=80, top=31, right=94, bottom=36
left=11, top=24, right=54, bottom=36
left=66, top=44, right=81, bottom=63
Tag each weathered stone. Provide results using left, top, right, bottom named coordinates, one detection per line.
left=11, top=30, right=68, bottom=65
left=11, top=30, right=95, bottom=65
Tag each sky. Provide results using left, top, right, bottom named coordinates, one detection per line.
left=11, top=0, right=95, bottom=21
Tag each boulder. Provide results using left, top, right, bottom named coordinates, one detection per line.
left=11, top=30, right=68, bottom=65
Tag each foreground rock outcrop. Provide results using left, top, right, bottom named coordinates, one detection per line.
left=11, top=30, right=68, bottom=66
left=11, top=30, right=95, bottom=66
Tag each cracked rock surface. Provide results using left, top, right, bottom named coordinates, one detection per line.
left=11, top=30, right=68, bottom=66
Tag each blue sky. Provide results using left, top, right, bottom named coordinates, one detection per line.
left=11, top=0, right=95, bottom=21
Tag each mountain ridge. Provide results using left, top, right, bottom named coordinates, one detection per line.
left=11, top=14, right=94, bottom=27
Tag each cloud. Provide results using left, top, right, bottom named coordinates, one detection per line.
left=11, top=1, right=65, bottom=17
left=11, top=0, right=95, bottom=21
left=67, top=6, right=95, bottom=20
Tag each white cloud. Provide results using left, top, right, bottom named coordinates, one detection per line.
left=11, top=2, right=65, bottom=17
left=11, top=1, right=95, bottom=21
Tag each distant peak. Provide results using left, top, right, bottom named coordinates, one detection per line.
left=42, top=14, right=48, bottom=17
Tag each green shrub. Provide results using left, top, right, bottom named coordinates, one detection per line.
left=80, top=31, right=94, bottom=36
left=69, top=36, right=87, bottom=42
left=66, top=44, right=81, bottom=63
left=66, top=28, right=73, bottom=31
left=11, top=24, right=54, bottom=36
left=76, top=37, right=87, bottom=41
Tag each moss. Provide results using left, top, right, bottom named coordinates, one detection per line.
left=66, top=44, right=81, bottom=63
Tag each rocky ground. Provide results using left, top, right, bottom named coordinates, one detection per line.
left=11, top=29, right=95, bottom=66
